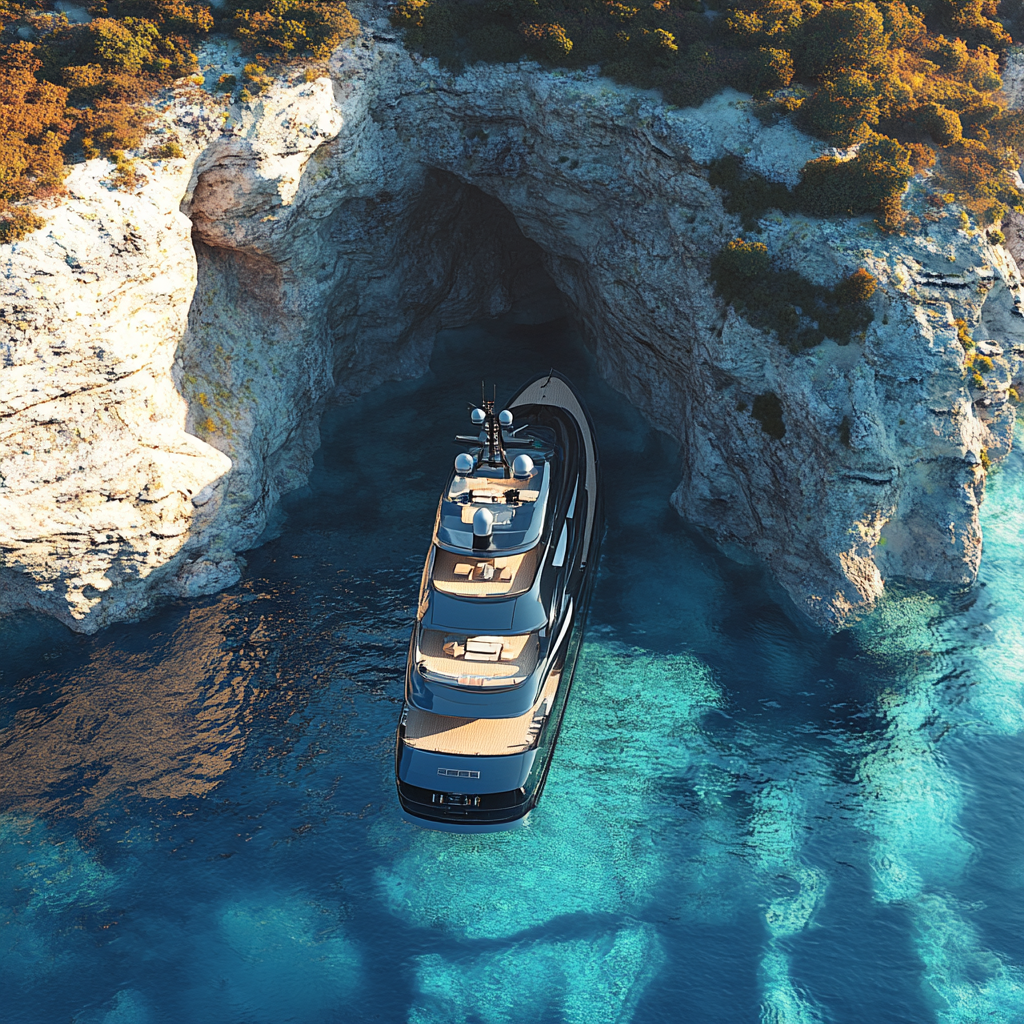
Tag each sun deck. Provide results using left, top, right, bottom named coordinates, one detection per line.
left=448, top=474, right=541, bottom=506
left=403, top=669, right=562, bottom=756
left=417, top=629, right=539, bottom=685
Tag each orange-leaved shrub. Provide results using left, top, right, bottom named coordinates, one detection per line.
left=0, top=41, right=71, bottom=241
left=0, top=0, right=360, bottom=240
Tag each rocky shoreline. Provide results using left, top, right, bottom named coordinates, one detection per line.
left=2, top=27, right=1022, bottom=632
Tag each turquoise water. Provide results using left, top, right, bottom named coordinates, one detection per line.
left=1, top=315, right=1022, bottom=1023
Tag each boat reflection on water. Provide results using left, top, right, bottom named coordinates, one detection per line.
left=395, top=372, right=602, bottom=831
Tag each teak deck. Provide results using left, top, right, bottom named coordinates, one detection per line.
left=418, top=629, right=538, bottom=681
left=431, top=547, right=539, bottom=597
left=403, top=669, right=562, bottom=756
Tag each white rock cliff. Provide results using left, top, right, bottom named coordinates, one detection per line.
left=2, top=30, right=1021, bottom=632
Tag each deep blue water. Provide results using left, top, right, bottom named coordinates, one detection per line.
left=1, top=313, right=1022, bottom=1024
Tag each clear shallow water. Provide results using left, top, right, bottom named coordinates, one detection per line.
left=1, top=314, right=1022, bottom=1024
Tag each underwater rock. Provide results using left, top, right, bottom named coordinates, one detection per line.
left=2, top=31, right=1022, bottom=631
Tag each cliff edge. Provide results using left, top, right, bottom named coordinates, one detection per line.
left=2, top=30, right=1021, bottom=632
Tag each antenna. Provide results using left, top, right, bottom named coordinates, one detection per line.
left=477, top=382, right=510, bottom=473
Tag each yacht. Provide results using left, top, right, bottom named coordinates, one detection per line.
left=394, top=372, right=602, bottom=832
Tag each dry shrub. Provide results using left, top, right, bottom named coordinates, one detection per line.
left=233, top=0, right=359, bottom=58
left=0, top=42, right=72, bottom=239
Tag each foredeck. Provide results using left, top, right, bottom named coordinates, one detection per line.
left=404, top=669, right=562, bottom=756
left=417, top=629, right=539, bottom=685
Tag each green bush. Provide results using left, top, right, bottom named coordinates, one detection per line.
left=91, top=17, right=161, bottom=73
left=800, top=70, right=880, bottom=145
left=916, top=102, right=964, bottom=146
left=232, top=0, right=359, bottom=57
left=713, top=237, right=771, bottom=281
left=752, top=391, right=786, bottom=439
left=797, top=136, right=914, bottom=220
left=926, top=34, right=969, bottom=73
left=797, top=3, right=888, bottom=78
left=711, top=237, right=876, bottom=352
left=745, top=45, right=794, bottom=93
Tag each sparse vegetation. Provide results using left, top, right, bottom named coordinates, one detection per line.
left=155, top=138, right=183, bottom=157
left=711, top=237, right=877, bottom=351
left=955, top=317, right=975, bottom=348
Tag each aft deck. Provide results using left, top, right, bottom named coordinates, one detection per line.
left=403, top=669, right=562, bottom=756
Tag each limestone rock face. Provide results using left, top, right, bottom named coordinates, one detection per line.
left=2, top=32, right=1022, bottom=632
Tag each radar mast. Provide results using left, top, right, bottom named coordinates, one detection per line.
left=478, top=383, right=510, bottom=474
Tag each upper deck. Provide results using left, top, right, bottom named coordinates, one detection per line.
left=434, top=459, right=552, bottom=555
left=430, top=547, right=540, bottom=598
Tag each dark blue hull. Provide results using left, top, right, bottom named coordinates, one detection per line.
left=394, top=373, right=602, bottom=832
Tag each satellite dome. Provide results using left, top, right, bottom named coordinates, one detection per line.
left=498, top=409, right=513, bottom=427
left=454, top=453, right=474, bottom=475
left=471, top=408, right=486, bottom=426
left=472, top=507, right=494, bottom=537
left=512, top=454, right=535, bottom=478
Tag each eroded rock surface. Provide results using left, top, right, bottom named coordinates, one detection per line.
left=2, top=31, right=1022, bottom=632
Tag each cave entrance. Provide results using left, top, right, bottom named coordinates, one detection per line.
left=180, top=166, right=602, bottom=559
left=321, top=168, right=580, bottom=400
